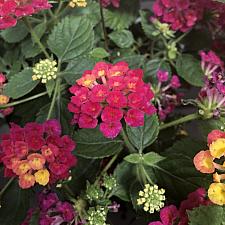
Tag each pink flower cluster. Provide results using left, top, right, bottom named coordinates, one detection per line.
left=152, top=0, right=204, bottom=32
left=0, top=120, right=77, bottom=189
left=154, top=70, right=182, bottom=120
left=21, top=191, right=75, bottom=225
left=149, top=188, right=211, bottom=225
left=152, top=0, right=225, bottom=33
left=101, top=0, right=120, bottom=8
left=0, top=0, right=51, bottom=30
left=0, top=73, right=13, bottom=116
left=68, top=61, right=156, bottom=139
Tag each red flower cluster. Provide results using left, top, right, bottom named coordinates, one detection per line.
left=101, top=0, right=120, bottom=8
left=68, top=61, right=156, bottom=139
left=0, top=0, right=51, bottom=30
left=0, top=120, right=77, bottom=189
left=0, top=73, right=13, bottom=116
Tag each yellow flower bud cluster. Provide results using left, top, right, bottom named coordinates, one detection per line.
left=137, top=184, right=165, bottom=213
left=32, top=59, right=57, bottom=84
left=69, top=0, right=87, bottom=8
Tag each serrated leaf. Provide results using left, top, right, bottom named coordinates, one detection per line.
left=109, top=30, right=134, bottom=48
left=62, top=57, right=97, bottom=84
left=176, top=54, right=204, bottom=87
left=21, top=39, right=42, bottom=58
left=129, top=180, right=142, bottom=211
left=1, top=22, right=28, bottom=43
left=143, top=152, right=165, bottom=166
left=3, top=68, right=39, bottom=99
left=45, top=79, right=55, bottom=97
left=113, top=161, right=136, bottom=201
left=124, top=153, right=142, bottom=164
left=139, top=10, right=156, bottom=39
left=188, top=205, right=225, bottom=225
left=126, top=115, right=159, bottom=152
left=32, top=22, right=47, bottom=43
left=48, top=16, right=94, bottom=62
left=90, top=47, right=109, bottom=59
left=113, top=55, right=146, bottom=69
left=104, top=0, right=139, bottom=30
left=74, top=128, right=123, bottom=159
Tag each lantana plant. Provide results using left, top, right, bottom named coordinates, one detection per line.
left=0, top=0, right=225, bottom=225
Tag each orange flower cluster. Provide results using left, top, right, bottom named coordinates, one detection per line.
left=194, top=130, right=225, bottom=205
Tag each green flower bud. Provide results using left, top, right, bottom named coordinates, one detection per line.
left=103, top=175, right=117, bottom=191
left=86, top=183, right=104, bottom=201
left=86, top=206, right=108, bottom=225
left=32, top=59, right=57, bottom=84
left=137, top=184, right=165, bottom=214
left=167, top=42, right=178, bottom=60
left=152, top=19, right=175, bottom=39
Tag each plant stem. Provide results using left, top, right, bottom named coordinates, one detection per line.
left=47, top=78, right=61, bottom=120
left=23, top=17, right=50, bottom=59
left=99, top=0, right=109, bottom=51
left=0, top=91, right=48, bottom=109
left=120, top=128, right=136, bottom=153
left=94, top=153, right=119, bottom=185
left=0, top=177, right=14, bottom=207
left=160, top=113, right=200, bottom=131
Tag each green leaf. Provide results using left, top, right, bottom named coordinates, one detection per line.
left=129, top=180, right=142, bottom=210
left=74, top=128, right=123, bottom=159
left=109, top=30, right=134, bottom=48
left=124, top=153, right=142, bottom=164
left=143, top=152, right=165, bottom=167
left=152, top=138, right=210, bottom=200
left=126, top=115, right=159, bottom=152
left=1, top=22, right=28, bottom=43
left=176, top=54, right=204, bottom=87
left=139, top=10, right=155, bottom=39
left=62, top=57, right=97, bottom=85
left=198, top=118, right=225, bottom=140
left=48, top=16, right=94, bottom=62
left=104, top=0, right=139, bottom=30
left=45, top=79, right=55, bottom=97
left=144, top=59, right=171, bottom=83
left=114, top=161, right=136, bottom=201
left=21, top=39, right=42, bottom=58
left=90, top=48, right=109, bottom=59
left=188, top=205, right=225, bottom=225
left=32, top=22, right=47, bottom=42
left=3, top=68, right=39, bottom=99
left=114, top=55, right=146, bottom=69
left=0, top=180, right=33, bottom=225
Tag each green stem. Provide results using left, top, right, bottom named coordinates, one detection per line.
left=47, top=78, right=61, bottom=120
left=174, top=31, right=190, bottom=43
left=0, top=91, right=48, bottom=109
left=120, top=128, right=136, bottom=153
left=23, top=17, right=50, bottom=59
left=99, top=0, right=109, bottom=51
left=94, top=153, right=119, bottom=185
left=160, top=113, right=200, bottom=131
left=0, top=177, right=14, bottom=207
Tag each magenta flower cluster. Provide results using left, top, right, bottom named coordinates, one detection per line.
left=21, top=191, right=75, bottom=225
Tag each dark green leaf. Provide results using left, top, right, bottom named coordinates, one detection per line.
left=139, top=10, right=155, bottom=39
left=1, top=22, right=28, bottom=43
left=143, top=152, right=165, bottom=167
left=188, top=205, right=225, bottom=225
left=74, top=128, right=123, bottom=159
left=126, top=115, right=159, bottom=152
left=21, top=39, right=42, bottom=58
left=124, top=153, right=142, bottom=164
left=176, top=54, right=204, bottom=87
left=90, top=48, right=109, bottom=59
left=3, top=68, right=39, bottom=99
left=48, top=16, right=94, bottom=62
left=129, top=180, right=142, bottom=210
left=109, top=30, right=134, bottom=48
left=32, top=22, right=47, bottom=42
left=62, top=57, right=97, bottom=84
left=114, top=55, right=146, bottom=69
left=45, top=79, right=55, bottom=97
